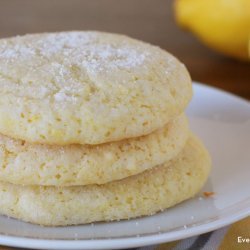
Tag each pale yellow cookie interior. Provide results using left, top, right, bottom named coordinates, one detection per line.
left=0, top=134, right=211, bottom=226
left=0, top=114, right=188, bottom=186
left=0, top=31, right=192, bottom=145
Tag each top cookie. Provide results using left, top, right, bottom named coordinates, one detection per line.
left=0, top=31, right=192, bottom=145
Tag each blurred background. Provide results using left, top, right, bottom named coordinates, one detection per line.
left=0, top=0, right=249, bottom=99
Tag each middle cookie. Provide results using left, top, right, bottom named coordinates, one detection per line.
left=0, top=114, right=188, bottom=186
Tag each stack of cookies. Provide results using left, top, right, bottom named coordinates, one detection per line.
left=0, top=31, right=211, bottom=226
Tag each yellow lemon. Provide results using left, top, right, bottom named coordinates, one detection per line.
left=174, top=0, right=250, bottom=60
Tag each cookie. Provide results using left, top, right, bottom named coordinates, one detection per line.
left=0, top=31, right=192, bottom=145
left=0, top=114, right=188, bottom=186
left=0, top=134, right=211, bottom=226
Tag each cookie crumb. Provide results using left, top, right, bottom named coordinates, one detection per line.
left=203, top=191, right=215, bottom=198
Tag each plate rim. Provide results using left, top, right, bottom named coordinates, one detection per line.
left=0, top=200, right=249, bottom=250
left=0, top=82, right=249, bottom=249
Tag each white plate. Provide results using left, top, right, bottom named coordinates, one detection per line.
left=0, top=82, right=249, bottom=250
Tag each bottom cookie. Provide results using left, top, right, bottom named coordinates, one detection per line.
left=0, top=134, right=211, bottom=226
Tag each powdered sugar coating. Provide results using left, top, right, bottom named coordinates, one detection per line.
left=0, top=31, right=192, bottom=145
